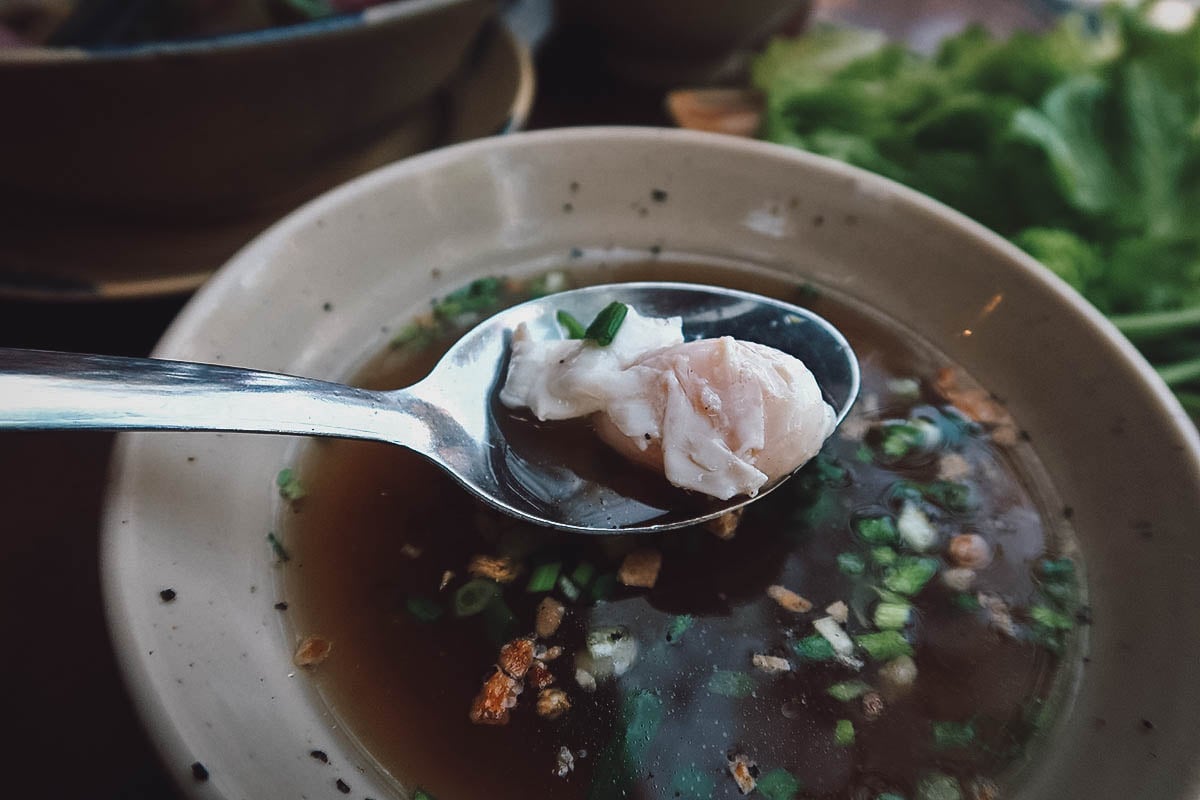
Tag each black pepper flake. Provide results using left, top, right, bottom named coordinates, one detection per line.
left=191, top=762, right=209, bottom=782
left=650, top=188, right=668, bottom=203
left=274, top=601, right=289, bottom=611
left=310, top=749, right=329, bottom=763
left=649, top=244, right=662, bottom=256
left=569, top=180, right=580, bottom=193
left=160, top=588, right=177, bottom=603
left=322, top=302, right=333, bottom=312
left=1141, top=718, right=1155, bottom=731
left=1018, top=429, right=1032, bottom=442
left=569, top=247, right=583, bottom=259
left=186, top=456, right=196, bottom=462
left=562, top=202, right=574, bottom=213
left=844, top=214, right=858, bottom=225
left=812, top=215, right=825, bottom=227
left=1075, top=605, right=1094, bottom=625
left=1092, top=717, right=1107, bottom=730
left=1063, top=505, right=1074, bottom=519
left=336, top=778, right=351, bottom=793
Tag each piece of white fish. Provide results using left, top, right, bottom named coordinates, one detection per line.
left=499, top=306, right=836, bottom=500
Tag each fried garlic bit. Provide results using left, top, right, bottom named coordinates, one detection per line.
left=618, top=548, right=662, bottom=589
left=767, top=584, right=813, bottom=613
left=536, top=596, right=566, bottom=638
left=293, top=634, right=332, bottom=668
left=470, top=636, right=571, bottom=725
left=726, top=751, right=759, bottom=795
left=468, top=554, right=521, bottom=584
left=705, top=508, right=744, bottom=540
left=537, top=688, right=571, bottom=720
left=752, top=653, right=792, bottom=674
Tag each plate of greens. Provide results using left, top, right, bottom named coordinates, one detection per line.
left=672, top=5, right=1200, bottom=421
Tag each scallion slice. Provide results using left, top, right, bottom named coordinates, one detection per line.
left=454, top=578, right=499, bottom=617
left=556, top=310, right=587, bottom=339
left=584, top=302, right=629, bottom=346
left=827, top=680, right=871, bottom=702
left=854, top=630, right=913, bottom=660
left=526, top=562, right=562, bottom=593
left=834, top=719, right=855, bottom=746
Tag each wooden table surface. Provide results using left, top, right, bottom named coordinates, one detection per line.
left=0, top=2, right=1054, bottom=797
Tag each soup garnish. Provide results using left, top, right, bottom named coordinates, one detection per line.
left=281, top=265, right=1082, bottom=800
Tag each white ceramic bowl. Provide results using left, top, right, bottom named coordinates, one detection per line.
left=102, top=128, right=1200, bottom=799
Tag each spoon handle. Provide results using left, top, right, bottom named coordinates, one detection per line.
left=0, top=348, right=429, bottom=446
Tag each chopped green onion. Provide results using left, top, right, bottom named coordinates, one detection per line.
left=584, top=302, right=629, bottom=346
left=556, top=310, right=587, bottom=339
left=413, top=790, right=436, bottom=800
left=275, top=468, right=306, bottom=501
left=707, top=670, right=757, bottom=697
left=834, top=719, right=855, bottom=746
left=666, top=614, right=695, bottom=645
left=432, top=277, right=505, bottom=321
left=855, top=631, right=913, bottom=660
left=792, top=634, right=837, bottom=661
left=887, top=377, right=921, bottom=401
left=266, top=532, right=291, bottom=563
left=526, top=562, right=562, bottom=593
left=855, top=515, right=899, bottom=545
left=915, top=773, right=962, bottom=800
left=932, top=720, right=976, bottom=750
left=871, top=546, right=898, bottom=566
left=590, top=572, right=618, bottom=603
left=406, top=595, right=443, bottom=623
left=570, top=561, right=596, bottom=588
left=1030, top=604, right=1075, bottom=630
left=557, top=575, right=581, bottom=602
left=877, top=422, right=926, bottom=459
left=1037, top=557, right=1075, bottom=581
left=757, top=768, right=802, bottom=800
left=883, top=557, right=939, bottom=596
left=624, top=689, right=665, bottom=764
left=454, top=579, right=499, bottom=617
left=837, top=552, right=866, bottom=575
left=855, top=444, right=874, bottom=463
left=919, top=480, right=976, bottom=513
left=874, top=601, right=912, bottom=630
left=827, top=680, right=871, bottom=702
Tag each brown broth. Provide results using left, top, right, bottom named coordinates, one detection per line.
left=282, top=263, right=1077, bottom=800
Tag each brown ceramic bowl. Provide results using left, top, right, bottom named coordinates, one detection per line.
left=0, top=0, right=494, bottom=221
left=103, top=128, right=1200, bottom=798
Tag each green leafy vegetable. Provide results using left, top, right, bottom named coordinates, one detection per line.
left=757, top=768, right=802, bottom=800
left=707, top=670, right=757, bottom=697
left=855, top=630, right=914, bottom=660
left=752, top=8, right=1200, bottom=420
left=834, top=718, right=856, bottom=746
left=584, top=302, right=630, bottom=346
left=570, top=561, right=597, bottom=588
left=432, top=277, right=507, bottom=322
left=454, top=579, right=499, bottom=617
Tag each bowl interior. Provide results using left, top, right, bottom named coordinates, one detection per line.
left=102, top=128, right=1200, bottom=799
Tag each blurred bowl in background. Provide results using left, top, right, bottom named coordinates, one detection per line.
left=554, top=0, right=812, bottom=87
left=0, top=0, right=495, bottom=220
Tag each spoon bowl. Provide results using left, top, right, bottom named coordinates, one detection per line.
left=0, top=282, right=857, bottom=532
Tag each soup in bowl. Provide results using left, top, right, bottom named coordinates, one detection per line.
left=102, top=128, right=1200, bottom=800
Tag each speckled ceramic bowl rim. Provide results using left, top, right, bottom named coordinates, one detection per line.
left=100, top=127, right=1200, bottom=800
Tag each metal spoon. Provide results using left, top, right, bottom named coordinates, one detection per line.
left=0, top=282, right=858, bottom=533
